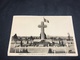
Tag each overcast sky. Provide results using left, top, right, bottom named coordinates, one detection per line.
left=11, top=16, right=75, bottom=36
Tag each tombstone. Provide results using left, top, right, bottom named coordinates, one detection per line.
left=48, top=48, right=53, bottom=53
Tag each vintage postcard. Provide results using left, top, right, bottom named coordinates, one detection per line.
left=8, top=16, right=78, bottom=56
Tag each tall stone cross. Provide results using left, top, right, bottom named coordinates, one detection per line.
left=38, top=21, right=47, bottom=40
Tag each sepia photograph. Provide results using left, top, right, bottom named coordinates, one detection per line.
left=8, top=16, right=78, bottom=56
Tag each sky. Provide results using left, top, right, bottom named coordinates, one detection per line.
left=10, top=16, right=75, bottom=36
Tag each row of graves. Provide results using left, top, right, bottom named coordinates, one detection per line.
left=11, top=34, right=74, bottom=47
left=10, top=34, right=75, bottom=53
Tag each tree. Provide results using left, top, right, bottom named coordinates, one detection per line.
left=13, top=34, right=18, bottom=39
left=68, top=33, right=70, bottom=41
left=21, top=40, right=23, bottom=47
left=30, top=36, right=34, bottom=40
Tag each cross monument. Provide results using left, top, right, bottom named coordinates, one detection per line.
left=38, top=21, right=47, bottom=40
